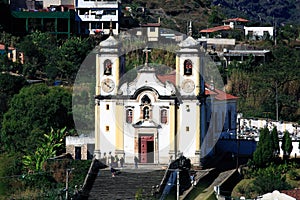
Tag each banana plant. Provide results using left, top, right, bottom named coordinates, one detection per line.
left=22, top=127, right=67, bottom=172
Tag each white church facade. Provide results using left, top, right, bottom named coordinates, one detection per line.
left=66, top=34, right=238, bottom=166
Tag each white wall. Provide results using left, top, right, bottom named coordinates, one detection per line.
left=244, top=26, right=274, bottom=38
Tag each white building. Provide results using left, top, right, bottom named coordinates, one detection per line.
left=74, top=0, right=121, bottom=35
left=244, top=26, right=274, bottom=40
left=66, top=34, right=238, bottom=166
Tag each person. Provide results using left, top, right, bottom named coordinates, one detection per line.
left=111, top=167, right=116, bottom=177
left=110, top=154, right=115, bottom=167
left=115, top=155, right=119, bottom=167
left=134, top=156, right=139, bottom=169
left=120, top=157, right=124, bottom=168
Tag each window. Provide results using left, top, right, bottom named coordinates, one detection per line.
left=186, top=126, right=190, bottom=132
left=161, top=109, right=168, bottom=124
left=150, top=27, right=156, bottom=32
left=141, top=95, right=151, bottom=104
left=143, top=107, right=150, bottom=120
left=184, top=59, right=192, bottom=75
left=105, top=126, right=110, bottom=131
left=106, top=104, right=110, bottom=110
left=126, top=109, right=133, bottom=123
left=104, top=59, right=112, bottom=75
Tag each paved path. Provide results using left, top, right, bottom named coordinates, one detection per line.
left=194, top=169, right=236, bottom=200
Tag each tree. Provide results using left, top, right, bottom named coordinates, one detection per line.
left=50, top=37, right=93, bottom=83
left=271, top=126, right=280, bottom=156
left=253, top=127, right=273, bottom=167
left=1, top=84, right=74, bottom=153
left=0, top=74, right=27, bottom=153
left=281, top=130, right=293, bottom=158
left=17, top=32, right=57, bottom=78
left=253, top=164, right=290, bottom=195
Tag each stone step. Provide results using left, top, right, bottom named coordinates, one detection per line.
left=89, top=168, right=166, bottom=200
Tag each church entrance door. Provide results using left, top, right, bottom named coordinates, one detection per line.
left=139, top=135, right=154, bottom=163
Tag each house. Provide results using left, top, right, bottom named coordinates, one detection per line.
left=222, top=18, right=249, bottom=29
left=223, top=49, right=271, bottom=66
left=0, top=44, right=23, bottom=64
left=10, top=0, right=76, bottom=38
left=140, top=22, right=160, bottom=42
left=66, top=33, right=238, bottom=167
left=244, top=26, right=274, bottom=40
left=74, top=0, right=121, bottom=35
left=199, top=18, right=249, bottom=38
left=9, top=0, right=121, bottom=36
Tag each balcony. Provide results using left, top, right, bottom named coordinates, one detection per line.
left=77, top=14, right=118, bottom=21
left=76, top=0, right=120, bottom=8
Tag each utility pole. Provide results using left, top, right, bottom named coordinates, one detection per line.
left=65, top=168, right=73, bottom=200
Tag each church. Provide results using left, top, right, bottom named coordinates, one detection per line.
left=90, top=32, right=238, bottom=167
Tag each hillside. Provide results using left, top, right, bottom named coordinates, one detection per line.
left=122, top=0, right=300, bottom=35
left=212, top=0, right=300, bottom=26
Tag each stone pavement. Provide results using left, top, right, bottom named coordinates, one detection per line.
left=88, top=164, right=167, bottom=200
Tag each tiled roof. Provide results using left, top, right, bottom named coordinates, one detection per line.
left=0, top=44, right=15, bottom=51
left=199, top=25, right=231, bottom=33
left=222, top=18, right=249, bottom=23
left=281, top=189, right=300, bottom=200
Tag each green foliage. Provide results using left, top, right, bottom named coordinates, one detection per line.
left=253, top=127, right=273, bottom=167
left=288, top=169, right=300, bottom=181
left=271, top=126, right=280, bottom=156
left=233, top=164, right=292, bottom=198
left=252, top=164, right=291, bottom=195
left=228, top=44, right=300, bottom=122
left=0, top=153, right=22, bottom=196
left=1, top=84, right=74, bottom=153
left=48, top=37, right=93, bottom=83
left=281, top=131, right=293, bottom=158
left=16, top=32, right=93, bottom=82
left=23, top=127, right=67, bottom=172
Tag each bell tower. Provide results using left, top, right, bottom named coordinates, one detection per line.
left=175, top=22, right=206, bottom=166
left=94, top=35, right=121, bottom=159
left=96, top=36, right=120, bottom=96
left=176, top=22, right=201, bottom=96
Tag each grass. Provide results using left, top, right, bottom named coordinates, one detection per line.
left=183, top=170, right=219, bottom=200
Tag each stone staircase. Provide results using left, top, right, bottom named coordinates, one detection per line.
left=88, top=166, right=166, bottom=200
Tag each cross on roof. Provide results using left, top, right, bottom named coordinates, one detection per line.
left=142, top=47, right=151, bottom=65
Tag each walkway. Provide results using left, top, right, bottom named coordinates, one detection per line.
left=194, top=169, right=236, bottom=200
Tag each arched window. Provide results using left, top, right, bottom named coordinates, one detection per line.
left=141, top=95, right=151, bottom=104
left=104, top=59, right=112, bottom=75
left=184, top=59, right=193, bottom=75
left=126, top=109, right=133, bottom=123
left=161, top=109, right=168, bottom=124
left=143, top=106, right=150, bottom=120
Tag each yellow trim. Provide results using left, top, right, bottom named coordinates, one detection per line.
left=114, top=58, right=119, bottom=90
left=176, top=56, right=180, bottom=86
left=169, top=104, right=175, bottom=151
left=115, top=103, right=124, bottom=151
left=196, top=105, right=200, bottom=151
left=194, top=57, right=200, bottom=95
left=95, top=105, right=100, bottom=151
left=96, top=55, right=100, bottom=95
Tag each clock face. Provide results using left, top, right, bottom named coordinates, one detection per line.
left=181, top=79, right=195, bottom=93
left=101, top=78, right=115, bottom=93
